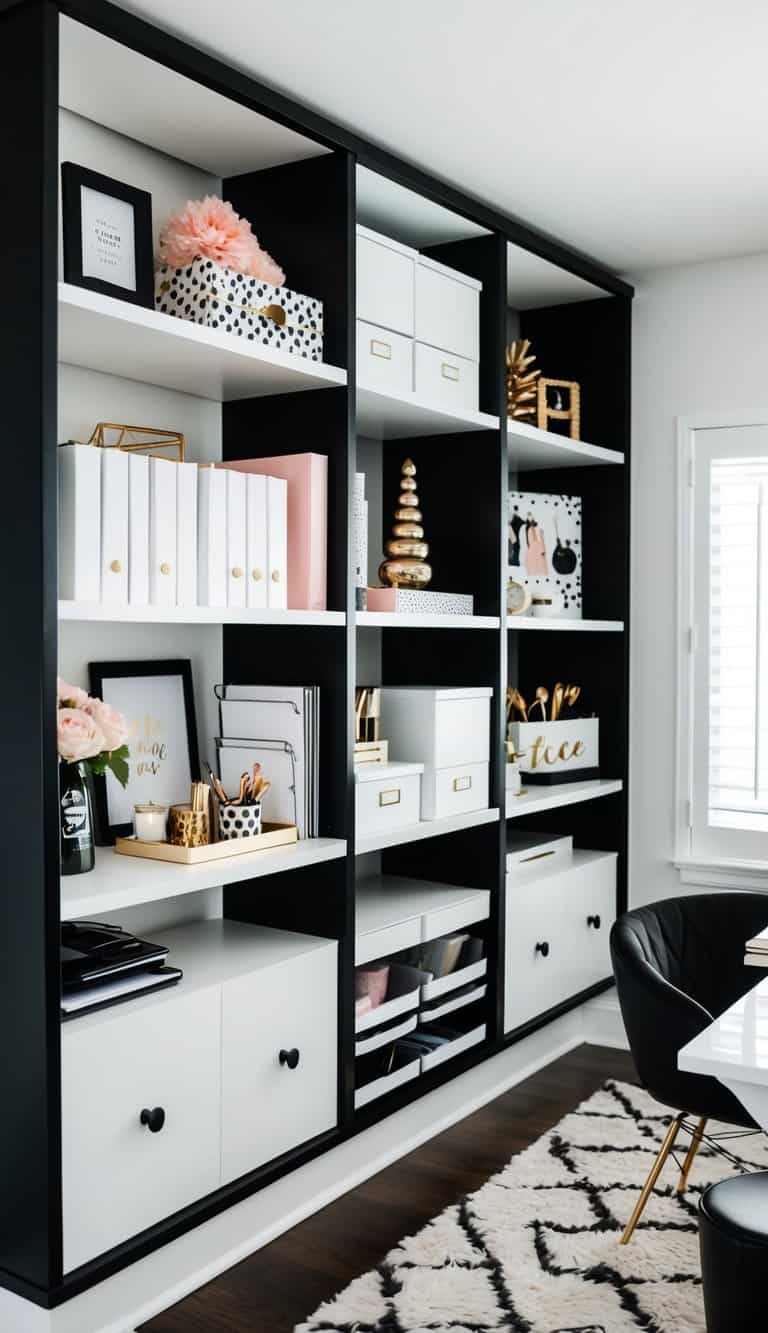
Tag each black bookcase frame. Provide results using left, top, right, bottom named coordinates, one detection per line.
left=0, top=0, right=632, bottom=1308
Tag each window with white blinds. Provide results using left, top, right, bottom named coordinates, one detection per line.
left=687, top=422, right=768, bottom=862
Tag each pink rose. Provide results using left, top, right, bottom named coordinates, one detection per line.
left=86, top=698, right=128, bottom=752
left=57, top=707, right=105, bottom=763
left=57, top=677, right=90, bottom=709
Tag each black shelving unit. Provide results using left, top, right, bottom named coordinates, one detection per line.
left=0, top=0, right=632, bottom=1311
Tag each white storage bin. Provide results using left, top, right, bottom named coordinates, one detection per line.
left=356, top=962, right=431, bottom=1032
left=421, top=953, right=487, bottom=1003
left=355, top=1012, right=418, bottom=1057
left=509, top=718, right=599, bottom=785
left=506, top=833, right=573, bottom=877
left=356, top=318, right=413, bottom=394
left=414, top=340, right=478, bottom=413
left=504, top=848, right=617, bottom=1033
left=415, top=254, right=481, bottom=361
left=355, top=760, right=424, bottom=839
left=221, top=940, right=337, bottom=1184
left=356, top=225, right=416, bottom=335
left=420, top=981, right=487, bottom=1023
left=380, top=686, right=492, bottom=821
left=355, top=1047, right=421, bottom=1110
left=405, top=1009, right=487, bottom=1073
left=62, top=986, right=221, bottom=1272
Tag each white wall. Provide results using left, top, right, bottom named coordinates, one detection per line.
left=631, top=252, right=768, bottom=907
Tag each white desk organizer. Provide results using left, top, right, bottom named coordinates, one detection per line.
left=380, top=686, right=492, bottom=820
left=509, top=717, right=599, bottom=785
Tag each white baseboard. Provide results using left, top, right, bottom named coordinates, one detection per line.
left=581, top=989, right=628, bottom=1050
left=1, top=1002, right=618, bottom=1333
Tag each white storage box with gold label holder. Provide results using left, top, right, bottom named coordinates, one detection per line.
left=509, top=717, right=599, bottom=785
left=354, top=760, right=424, bottom=839
left=356, top=319, right=413, bottom=395
left=380, top=686, right=491, bottom=820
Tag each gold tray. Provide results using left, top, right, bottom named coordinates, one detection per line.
left=114, top=822, right=298, bottom=865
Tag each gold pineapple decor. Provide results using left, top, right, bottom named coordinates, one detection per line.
left=506, top=339, right=540, bottom=421
left=378, top=457, right=432, bottom=588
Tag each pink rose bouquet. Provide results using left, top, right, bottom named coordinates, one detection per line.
left=158, top=195, right=286, bottom=286
left=57, top=678, right=130, bottom=787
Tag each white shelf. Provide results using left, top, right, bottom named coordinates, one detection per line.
left=507, top=419, right=624, bottom=470
left=356, top=874, right=491, bottom=965
left=357, top=382, right=500, bottom=439
left=58, top=601, right=345, bottom=628
left=355, top=807, right=499, bottom=856
left=58, top=283, right=347, bottom=404
left=357, top=611, right=499, bottom=630
left=506, top=778, right=623, bottom=820
left=61, top=838, right=348, bottom=919
left=507, top=617, right=624, bottom=632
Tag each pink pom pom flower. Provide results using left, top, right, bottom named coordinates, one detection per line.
left=158, top=195, right=285, bottom=286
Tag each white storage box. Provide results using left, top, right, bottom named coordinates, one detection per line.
left=506, top=833, right=573, bottom=876
left=509, top=717, right=599, bottom=785
left=355, top=1046, right=420, bottom=1110
left=414, top=340, right=478, bottom=413
left=356, top=318, right=413, bottom=394
left=355, top=962, right=431, bottom=1033
left=355, top=760, right=423, bottom=838
left=356, top=225, right=416, bottom=335
left=415, top=254, right=481, bottom=362
left=504, top=848, right=616, bottom=1033
left=155, top=258, right=323, bottom=361
left=380, top=686, right=492, bottom=820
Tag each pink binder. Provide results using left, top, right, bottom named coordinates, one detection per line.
left=217, top=454, right=328, bottom=611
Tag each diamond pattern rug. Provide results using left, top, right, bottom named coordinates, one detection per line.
left=296, top=1079, right=768, bottom=1333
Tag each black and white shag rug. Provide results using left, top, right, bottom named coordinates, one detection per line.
left=296, top=1080, right=768, bottom=1333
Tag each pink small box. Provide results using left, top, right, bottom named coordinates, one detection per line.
left=218, top=453, right=327, bottom=611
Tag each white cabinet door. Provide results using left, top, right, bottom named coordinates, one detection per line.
left=565, top=853, right=617, bottom=997
left=504, top=873, right=569, bottom=1032
left=62, top=987, right=221, bottom=1273
left=221, top=943, right=337, bottom=1184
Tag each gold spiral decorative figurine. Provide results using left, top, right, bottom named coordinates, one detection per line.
left=378, top=457, right=432, bottom=589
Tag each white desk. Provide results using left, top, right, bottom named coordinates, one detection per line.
left=679, top=975, right=768, bottom=1129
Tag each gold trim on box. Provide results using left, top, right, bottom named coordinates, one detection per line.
left=114, top=822, right=297, bottom=864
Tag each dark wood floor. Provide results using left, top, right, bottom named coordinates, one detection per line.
left=141, top=1043, right=636, bottom=1333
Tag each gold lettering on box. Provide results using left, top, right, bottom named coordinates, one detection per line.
left=527, top=734, right=586, bottom=768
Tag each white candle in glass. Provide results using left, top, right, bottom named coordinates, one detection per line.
left=134, top=803, right=168, bottom=842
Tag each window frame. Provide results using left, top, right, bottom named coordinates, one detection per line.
left=675, top=411, right=768, bottom=889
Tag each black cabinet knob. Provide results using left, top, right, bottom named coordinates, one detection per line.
left=535, top=941, right=550, bottom=958
left=587, top=914, right=602, bottom=929
left=279, top=1047, right=300, bottom=1070
left=140, top=1106, right=166, bottom=1133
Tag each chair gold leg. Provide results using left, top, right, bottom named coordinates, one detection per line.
left=620, top=1114, right=685, bottom=1245
left=677, top=1117, right=707, bottom=1194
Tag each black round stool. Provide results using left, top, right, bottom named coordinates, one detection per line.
left=699, top=1171, right=768, bottom=1331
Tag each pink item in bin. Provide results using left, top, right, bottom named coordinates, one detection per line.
left=217, top=453, right=327, bottom=611
left=354, top=962, right=390, bottom=1009
left=355, top=995, right=373, bottom=1020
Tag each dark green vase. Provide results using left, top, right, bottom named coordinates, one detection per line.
left=59, top=760, right=95, bottom=875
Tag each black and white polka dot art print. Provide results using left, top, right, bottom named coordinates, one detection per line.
left=508, top=490, right=582, bottom=616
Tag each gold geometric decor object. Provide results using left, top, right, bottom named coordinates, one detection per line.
left=506, top=339, right=540, bottom=421
left=536, top=378, right=581, bottom=440
left=87, top=422, right=186, bottom=461
left=378, top=457, right=432, bottom=589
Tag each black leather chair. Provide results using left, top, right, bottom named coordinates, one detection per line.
left=610, top=893, right=768, bottom=1243
left=699, top=1171, right=768, bottom=1331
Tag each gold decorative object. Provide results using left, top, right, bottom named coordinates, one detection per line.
left=87, top=422, right=186, bottom=461
left=168, top=802, right=210, bottom=847
left=537, top=378, right=581, bottom=440
left=506, top=339, right=540, bottom=421
left=114, top=822, right=298, bottom=864
left=355, top=687, right=381, bottom=743
left=378, top=458, right=432, bottom=589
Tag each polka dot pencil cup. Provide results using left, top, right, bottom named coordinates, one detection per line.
left=218, top=801, right=263, bottom=840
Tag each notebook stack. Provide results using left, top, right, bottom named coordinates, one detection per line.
left=61, top=921, right=182, bottom=1020
left=216, top=683, right=320, bottom=838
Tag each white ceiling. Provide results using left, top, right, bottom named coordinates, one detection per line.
left=114, top=0, right=768, bottom=277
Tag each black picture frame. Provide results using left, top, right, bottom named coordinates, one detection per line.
left=88, top=659, right=201, bottom=842
left=61, top=161, right=154, bottom=307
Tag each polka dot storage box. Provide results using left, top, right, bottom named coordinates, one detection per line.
left=218, top=801, right=263, bottom=840
left=154, top=258, right=323, bottom=361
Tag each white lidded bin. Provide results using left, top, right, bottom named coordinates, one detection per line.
left=356, top=318, right=413, bottom=395
left=356, top=224, right=416, bottom=336
left=380, top=686, right=492, bottom=820
left=506, top=833, right=573, bottom=878
left=415, top=253, right=481, bottom=363
left=355, top=760, right=423, bottom=838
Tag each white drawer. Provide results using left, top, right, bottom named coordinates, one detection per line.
left=504, top=850, right=617, bottom=1033
left=357, top=319, right=413, bottom=394
left=414, top=341, right=478, bottom=412
left=380, top=687, right=491, bottom=772
left=422, top=887, right=490, bottom=942
left=356, top=227, right=415, bottom=335
left=62, top=987, right=221, bottom=1272
left=415, top=255, right=481, bottom=361
left=221, top=942, right=337, bottom=1184
left=355, top=916, right=421, bottom=966
left=355, top=762, right=422, bottom=839
left=423, top=761, right=489, bottom=820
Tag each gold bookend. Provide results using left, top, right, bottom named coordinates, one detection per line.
left=88, top=422, right=186, bottom=462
